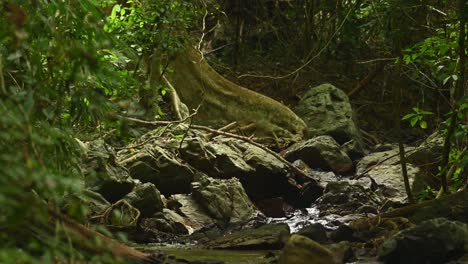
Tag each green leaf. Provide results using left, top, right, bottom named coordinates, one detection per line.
left=402, top=113, right=415, bottom=120
left=410, top=117, right=418, bottom=127
left=443, top=76, right=451, bottom=85
left=110, top=4, right=121, bottom=20
left=420, top=121, right=427, bottom=129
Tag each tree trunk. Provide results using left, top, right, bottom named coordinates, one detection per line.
left=159, top=48, right=307, bottom=144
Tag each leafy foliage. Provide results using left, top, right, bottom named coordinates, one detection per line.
left=0, top=1, right=150, bottom=262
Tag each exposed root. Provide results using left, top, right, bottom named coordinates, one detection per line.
left=90, top=200, right=141, bottom=228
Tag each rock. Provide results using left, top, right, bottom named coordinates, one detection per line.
left=316, top=181, right=382, bottom=217
left=295, top=83, right=364, bottom=149
left=180, top=136, right=312, bottom=206
left=379, top=218, right=468, bottom=264
left=327, top=241, right=356, bottom=264
left=206, top=223, right=290, bottom=249
left=118, top=144, right=198, bottom=195
left=82, top=140, right=135, bottom=202
left=408, top=189, right=468, bottom=224
left=169, top=194, right=216, bottom=233
left=284, top=135, right=353, bottom=174
left=60, top=189, right=110, bottom=217
left=341, top=139, right=367, bottom=161
left=356, top=145, right=402, bottom=174
left=191, top=176, right=258, bottom=224
left=407, top=132, right=445, bottom=187
left=278, top=234, right=337, bottom=264
left=166, top=181, right=260, bottom=236
left=358, top=164, right=421, bottom=203
left=123, top=182, right=164, bottom=217
left=140, top=211, right=189, bottom=235
left=255, top=197, right=293, bottom=218
left=329, top=224, right=355, bottom=242
left=296, top=223, right=328, bottom=244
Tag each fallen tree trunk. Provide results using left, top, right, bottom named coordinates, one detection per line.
left=157, top=48, right=307, bottom=145
left=47, top=207, right=153, bottom=263
left=350, top=189, right=468, bottom=231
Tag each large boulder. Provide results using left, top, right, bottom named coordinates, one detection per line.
left=191, top=176, right=258, bottom=224
left=180, top=136, right=312, bottom=206
left=284, top=135, right=353, bottom=174
left=316, top=181, right=382, bottom=218
left=206, top=223, right=290, bottom=249
left=166, top=176, right=258, bottom=233
left=357, top=164, right=422, bottom=203
left=82, top=140, right=135, bottom=202
left=168, top=194, right=216, bottom=233
left=295, top=223, right=328, bottom=244
left=356, top=145, right=403, bottom=174
left=140, top=209, right=189, bottom=235
left=123, top=182, right=164, bottom=217
left=407, top=132, right=445, bottom=188
left=295, top=83, right=364, bottom=155
left=278, top=234, right=337, bottom=264
left=379, top=218, right=468, bottom=264
left=60, top=189, right=111, bottom=217
left=118, top=143, right=198, bottom=195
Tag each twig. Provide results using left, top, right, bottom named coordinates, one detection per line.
left=203, top=43, right=233, bottom=56
left=357, top=58, right=396, bottom=64
left=178, top=105, right=201, bottom=150
left=206, top=121, right=237, bottom=140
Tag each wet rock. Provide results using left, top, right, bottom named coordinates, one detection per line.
left=296, top=223, right=328, bottom=244
left=284, top=135, right=353, bottom=174
left=278, top=234, right=337, bottom=264
left=191, top=176, right=258, bottom=224
left=118, top=143, right=198, bottom=195
left=316, top=181, right=382, bottom=217
left=256, top=197, right=293, bottom=218
left=292, top=159, right=341, bottom=189
left=206, top=223, right=290, bottom=249
left=379, top=218, right=468, bottom=264
left=82, top=140, right=135, bottom=202
left=123, top=182, right=164, bottom=217
left=358, top=164, right=421, bottom=203
left=295, top=83, right=364, bottom=149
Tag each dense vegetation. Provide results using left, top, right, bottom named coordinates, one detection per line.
left=0, top=0, right=466, bottom=263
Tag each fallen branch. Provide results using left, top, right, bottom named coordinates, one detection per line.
left=116, top=114, right=320, bottom=185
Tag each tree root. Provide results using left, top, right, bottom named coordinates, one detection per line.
left=90, top=200, right=141, bottom=228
